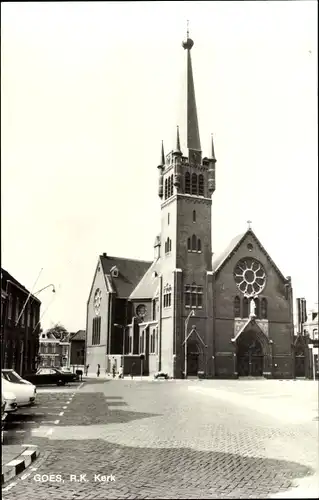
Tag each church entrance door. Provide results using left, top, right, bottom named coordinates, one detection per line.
left=237, top=330, right=264, bottom=377
left=187, top=340, right=200, bottom=376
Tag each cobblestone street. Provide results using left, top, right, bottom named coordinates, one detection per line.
left=2, top=379, right=318, bottom=499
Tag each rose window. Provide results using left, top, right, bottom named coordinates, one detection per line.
left=94, top=289, right=102, bottom=316
left=234, top=258, right=266, bottom=297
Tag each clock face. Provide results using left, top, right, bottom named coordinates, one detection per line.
left=136, top=304, right=147, bottom=319
left=93, top=289, right=102, bottom=316
left=234, top=258, right=266, bottom=297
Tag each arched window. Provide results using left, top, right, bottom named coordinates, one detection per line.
left=169, top=238, right=172, bottom=252
left=164, top=178, right=168, bottom=199
left=187, top=237, right=191, bottom=251
left=234, top=296, right=241, bottom=317
left=243, top=297, right=249, bottom=318
left=164, top=240, right=167, bottom=253
left=255, top=297, right=260, bottom=319
left=184, top=283, right=203, bottom=309
left=191, top=173, right=198, bottom=195
left=185, top=172, right=191, bottom=194
left=168, top=213, right=170, bottom=225
left=170, top=175, right=174, bottom=197
left=192, top=234, right=197, bottom=251
left=261, top=298, right=267, bottom=319
left=197, top=238, right=201, bottom=252
left=198, top=174, right=204, bottom=196
left=193, top=210, right=196, bottom=223
left=191, top=283, right=197, bottom=307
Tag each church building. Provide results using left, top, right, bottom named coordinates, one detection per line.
left=85, top=33, right=295, bottom=379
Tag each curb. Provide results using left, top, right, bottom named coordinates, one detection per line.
left=1, top=447, right=40, bottom=485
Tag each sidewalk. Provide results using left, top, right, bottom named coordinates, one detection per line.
left=2, top=444, right=39, bottom=485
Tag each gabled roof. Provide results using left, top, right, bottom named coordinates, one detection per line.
left=100, top=255, right=152, bottom=299
left=70, top=330, right=86, bottom=342
left=129, top=259, right=161, bottom=300
left=1, top=268, right=41, bottom=303
left=211, top=228, right=288, bottom=282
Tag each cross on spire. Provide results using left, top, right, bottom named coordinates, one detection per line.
left=247, top=220, right=252, bottom=229
left=187, top=20, right=189, bottom=38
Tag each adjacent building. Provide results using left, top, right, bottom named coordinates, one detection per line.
left=85, top=33, right=302, bottom=379
left=38, top=330, right=71, bottom=368
left=69, top=330, right=85, bottom=369
left=1, top=268, right=41, bottom=375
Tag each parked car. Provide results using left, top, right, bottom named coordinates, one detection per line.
left=24, top=367, right=78, bottom=386
left=2, top=390, right=18, bottom=416
left=2, top=368, right=33, bottom=385
left=2, top=376, right=36, bottom=407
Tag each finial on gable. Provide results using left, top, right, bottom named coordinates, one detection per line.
left=247, top=220, right=252, bottom=230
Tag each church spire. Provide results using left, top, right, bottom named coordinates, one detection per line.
left=182, top=23, right=201, bottom=153
left=173, top=125, right=182, bottom=155
left=159, top=140, right=165, bottom=167
left=210, top=133, right=216, bottom=161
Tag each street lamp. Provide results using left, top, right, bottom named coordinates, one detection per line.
left=308, top=344, right=316, bottom=381
left=16, top=283, right=56, bottom=327
left=114, top=324, right=126, bottom=357
left=183, top=310, right=195, bottom=379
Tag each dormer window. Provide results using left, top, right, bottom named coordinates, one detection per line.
left=110, top=266, right=119, bottom=278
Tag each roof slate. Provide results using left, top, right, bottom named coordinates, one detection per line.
left=100, top=255, right=152, bottom=299
left=211, top=232, right=246, bottom=273
left=129, top=259, right=161, bottom=300
left=70, top=330, right=86, bottom=342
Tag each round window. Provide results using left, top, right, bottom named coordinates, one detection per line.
left=234, top=258, right=266, bottom=297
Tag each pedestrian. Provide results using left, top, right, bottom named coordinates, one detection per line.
left=118, top=365, right=123, bottom=379
left=112, top=357, right=116, bottom=378
left=85, top=364, right=89, bottom=376
left=97, top=364, right=100, bottom=378
left=131, top=362, right=135, bottom=379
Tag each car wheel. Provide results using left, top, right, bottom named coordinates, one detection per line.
left=57, top=380, right=65, bottom=386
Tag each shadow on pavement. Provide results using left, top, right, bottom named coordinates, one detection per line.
left=3, top=438, right=314, bottom=499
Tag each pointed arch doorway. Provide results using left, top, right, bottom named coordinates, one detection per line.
left=237, top=330, right=264, bottom=377
left=187, top=340, right=200, bottom=376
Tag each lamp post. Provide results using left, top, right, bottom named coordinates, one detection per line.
left=184, top=310, right=195, bottom=379
left=309, top=344, right=315, bottom=381
left=16, top=284, right=56, bottom=327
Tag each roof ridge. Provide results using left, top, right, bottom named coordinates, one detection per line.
left=100, top=255, right=152, bottom=264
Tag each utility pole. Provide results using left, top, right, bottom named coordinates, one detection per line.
left=184, top=310, right=195, bottom=379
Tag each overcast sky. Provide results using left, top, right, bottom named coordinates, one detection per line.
left=1, top=1, right=318, bottom=331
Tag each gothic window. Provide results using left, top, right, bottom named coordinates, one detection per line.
left=187, top=238, right=191, bottom=251
left=164, top=178, right=168, bottom=200
left=185, top=172, right=191, bottom=194
left=234, top=258, right=267, bottom=297
left=191, top=173, right=198, bottom=195
left=192, top=234, right=197, bottom=251
left=198, top=174, right=204, bottom=196
left=15, top=297, right=19, bottom=324
left=8, top=294, right=13, bottom=320
left=170, top=174, right=174, bottom=197
left=169, top=238, right=172, bottom=252
left=261, top=298, right=268, bottom=319
left=165, top=237, right=172, bottom=254
left=255, top=297, right=260, bottom=319
left=197, top=239, right=201, bottom=252
left=193, top=210, right=196, bottom=223
left=92, top=317, right=101, bottom=345
left=243, top=297, right=249, bottom=318
left=168, top=213, right=170, bottom=225
left=185, top=283, right=203, bottom=308
left=234, top=296, right=241, bottom=317
left=163, top=284, right=172, bottom=308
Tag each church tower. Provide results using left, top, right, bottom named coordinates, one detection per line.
left=157, top=29, right=216, bottom=378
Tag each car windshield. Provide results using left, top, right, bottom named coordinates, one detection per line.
left=2, top=370, right=25, bottom=384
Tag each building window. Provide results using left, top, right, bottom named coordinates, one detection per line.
left=234, top=296, right=241, bottom=317
left=15, top=297, right=19, bottom=324
left=313, top=329, right=318, bottom=340
left=21, top=305, right=25, bottom=327
left=192, top=234, right=197, bottom=251
left=163, top=284, right=172, bottom=308
left=32, top=307, right=37, bottom=329
left=165, top=237, right=172, bottom=254
left=261, top=298, right=268, bottom=319
left=156, top=328, right=158, bottom=354
left=187, top=238, right=191, bottom=251
left=164, top=178, right=168, bottom=199
left=193, top=210, right=196, bottom=223
left=8, top=294, right=13, bottom=320
left=198, top=174, right=204, bottom=196
left=185, top=172, right=191, bottom=194
left=150, top=328, right=156, bottom=354
left=255, top=297, right=260, bottom=319
left=243, top=297, right=249, bottom=318
left=170, top=174, right=174, bottom=197
left=197, top=239, right=201, bottom=252
left=92, top=316, right=101, bottom=345
left=185, top=283, right=203, bottom=308
left=187, top=234, right=201, bottom=253
left=27, top=304, right=31, bottom=327
left=168, top=213, right=170, bottom=225
left=191, top=173, right=198, bottom=195
left=129, top=335, right=132, bottom=354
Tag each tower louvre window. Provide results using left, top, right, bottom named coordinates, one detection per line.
left=191, top=173, right=198, bottom=195
left=164, top=178, right=168, bottom=199
left=165, top=237, right=172, bottom=255
left=170, top=174, right=174, bottom=197
left=92, top=317, right=101, bottom=345
left=192, top=234, right=197, bottom=251
left=168, top=213, right=170, bottom=225
left=187, top=238, right=191, bottom=251
left=197, top=239, right=201, bottom=252
left=163, top=284, right=172, bottom=308
left=198, top=174, right=204, bottom=196
left=185, top=283, right=203, bottom=309
left=255, top=297, right=260, bottom=319
left=185, top=172, right=191, bottom=194
left=187, top=234, right=202, bottom=253
left=234, top=296, right=241, bottom=317
left=193, top=210, right=196, bottom=223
